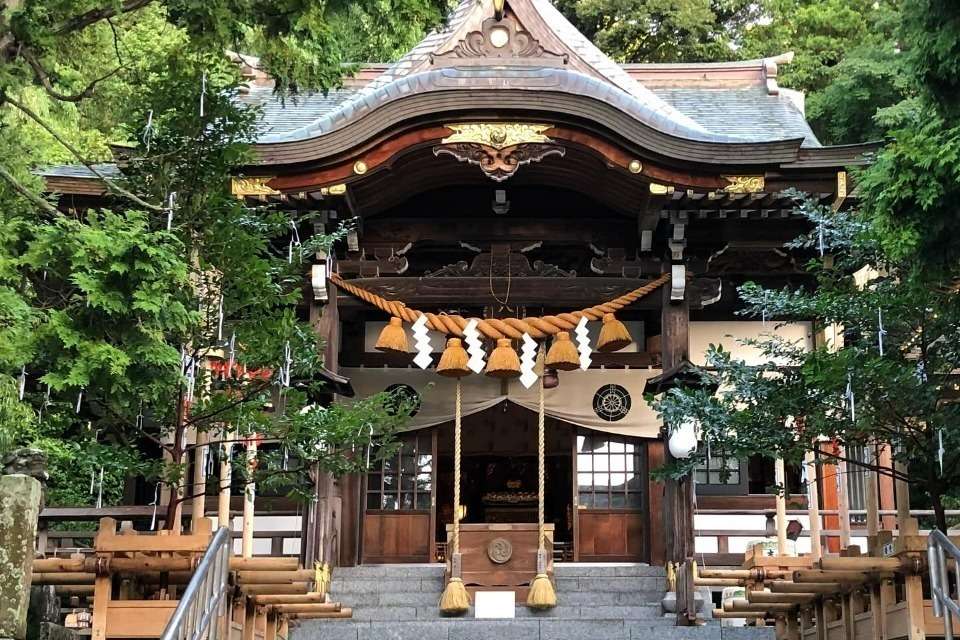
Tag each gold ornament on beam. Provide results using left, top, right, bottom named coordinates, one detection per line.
left=231, top=177, right=280, bottom=199
left=722, top=175, right=765, bottom=194
left=442, top=123, right=553, bottom=149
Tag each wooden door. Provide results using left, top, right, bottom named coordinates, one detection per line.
left=574, top=431, right=647, bottom=562
left=361, top=430, right=434, bottom=563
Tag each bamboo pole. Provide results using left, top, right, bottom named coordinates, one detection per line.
left=32, top=573, right=96, bottom=585
left=693, top=578, right=743, bottom=587
left=284, top=610, right=352, bottom=620
left=235, top=570, right=315, bottom=585
left=267, top=604, right=341, bottom=614
left=251, top=594, right=327, bottom=605
left=805, top=450, right=822, bottom=562
left=793, top=570, right=870, bottom=583
left=219, top=429, right=233, bottom=529
left=242, top=436, right=257, bottom=558
left=727, top=599, right=795, bottom=613
left=230, top=557, right=300, bottom=572
left=191, top=430, right=208, bottom=533
left=239, top=584, right=311, bottom=596
left=34, top=555, right=298, bottom=574
left=712, top=610, right=771, bottom=619
left=837, top=446, right=851, bottom=549
left=775, top=458, right=788, bottom=555
left=819, top=557, right=903, bottom=572
left=749, top=592, right=818, bottom=604
left=770, top=582, right=845, bottom=594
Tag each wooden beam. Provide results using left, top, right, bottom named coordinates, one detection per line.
left=770, top=582, right=845, bottom=594
left=251, top=594, right=327, bottom=605
left=335, top=277, right=663, bottom=309
left=238, top=584, right=311, bottom=596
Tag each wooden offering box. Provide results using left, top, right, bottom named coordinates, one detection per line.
left=445, top=522, right=554, bottom=601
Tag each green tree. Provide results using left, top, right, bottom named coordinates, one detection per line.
left=555, top=0, right=768, bottom=63
left=0, top=0, right=444, bottom=513
left=653, top=195, right=960, bottom=532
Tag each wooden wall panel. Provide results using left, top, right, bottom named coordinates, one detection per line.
left=577, top=511, right=644, bottom=562
left=361, top=512, right=431, bottom=563
left=647, top=441, right=666, bottom=566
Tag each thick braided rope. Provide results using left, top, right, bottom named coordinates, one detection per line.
left=328, top=272, right=670, bottom=339
left=453, top=379, right=462, bottom=556
left=537, top=372, right=546, bottom=550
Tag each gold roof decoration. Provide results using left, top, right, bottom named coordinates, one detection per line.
left=231, top=177, right=279, bottom=198
left=722, top=175, right=765, bottom=193
left=441, top=123, right=554, bottom=150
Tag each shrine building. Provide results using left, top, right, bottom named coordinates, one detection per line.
left=41, top=0, right=883, bottom=593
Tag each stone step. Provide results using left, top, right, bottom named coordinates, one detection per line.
left=346, top=603, right=665, bottom=621
left=294, top=619, right=775, bottom=640
left=333, top=564, right=443, bottom=579
left=555, top=576, right=667, bottom=592
left=553, top=563, right=666, bottom=578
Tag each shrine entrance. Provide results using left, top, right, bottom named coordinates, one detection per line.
left=359, top=399, right=649, bottom=565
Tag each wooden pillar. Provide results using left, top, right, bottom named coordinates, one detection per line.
left=338, top=473, right=361, bottom=567
left=836, top=446, right=851, bottom=549
left=661, top=274, right=692, bottom=565
left=218, top=435, right=233, bottom=530
left=190, top=430, right=208, bottom=533
left=242, top=437, right=257, bottom=559
left=775, top=458, right=788, bottom=555
left=820, top=448, right=841, bottom=554
left=647, top=440, right=667, bottom=566
left=805, top=449, right=822, bottom=561
left=877, top=444, right=896, bottom=530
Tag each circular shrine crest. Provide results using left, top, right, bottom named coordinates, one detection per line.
left=487, top=537, right=513, bottom=564
left=384, top=383, right=421, bottom=417
left=592, top=384, right=631, bottom=422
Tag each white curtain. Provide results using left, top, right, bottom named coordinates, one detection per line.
left=342, top=367, right=663, bottom=438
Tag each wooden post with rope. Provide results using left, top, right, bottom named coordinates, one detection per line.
left=527, top=354, right=557, bottom=609
left=438, top=377, right=470, bottom=614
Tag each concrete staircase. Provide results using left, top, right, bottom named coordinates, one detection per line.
left=293, top=563, right=775, bottom=640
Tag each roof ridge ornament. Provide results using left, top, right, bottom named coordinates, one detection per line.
left=494, top=0, right=505, bottom=20
left=430, top=11, right=568, bottom=66
left=433, top=122, right=565, bottom=182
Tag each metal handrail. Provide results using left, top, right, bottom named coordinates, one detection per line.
left=928, top=528, right=959, bottom=640
left=160, top=527, right=232, bottom=640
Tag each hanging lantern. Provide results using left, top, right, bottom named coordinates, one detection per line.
left=596, top=313, right=632, bottom=352
left=668, top=420, right=698, bottom=459
left=545, top=332, right=579, bottom=371
left=436, top=338, right=471, bottom=378
left=485, top=338, right=522, bottom=378
left=375, top=317, right=408, bottom=354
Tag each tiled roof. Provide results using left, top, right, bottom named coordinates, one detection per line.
left=237, top=76, right=819, bottom=147
left=37, top=163, right=122, bottom=178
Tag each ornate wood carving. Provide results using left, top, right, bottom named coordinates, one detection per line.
left=231, top=177, right=279, bottom=198
left=338, top=247, right=409, bottom=277
left=433, top=142, right=565, bottom=181
left=707, top=243, right=799, bottom=275
left=431, top=14, right=567, bottom=63
left=590, top=248, right=662, bottom=278
left=722, top=176, right=765, bottom=193
left=425, top=244, right=575, bottom=278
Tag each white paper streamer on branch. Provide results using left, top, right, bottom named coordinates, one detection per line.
left=200, top=72, right=207, bottom=117
left=136, top=401, right=144, bottom=430
left=216, top=293, right=224, bottom=342
left=166, top=192, right=177, bottom=231
left=76, top=388, right=84, bottom=414
left=288, top=221, right=301, bottom=264
left=227, top=331, right=236, bottom=378
left=938, top=429, right=945, bottom=476
left=575, top=316, right=592, bottom=370
left=278, top=340, right=292, bottom=388
left=38, top=385, right=51, bottom=422
left=18, top=365, right=26, bottom=400
left=142, top=110, right=154, bottom=152
left=96, top=466, right=104, bottom=509
left=464, top=319, right=486, bottom=374
left=818, top=221, right=825, bottom=257
left=149, top=482, right=161, bottom=530
left=845, top=373, right=856, bottom=423
left=877, top=308, right=886, bottom=356
left=182, top=349, right=197, bottom=402
left=519, top=333, right=539, bottom=389
left=411, top=314, right=432, bottom=369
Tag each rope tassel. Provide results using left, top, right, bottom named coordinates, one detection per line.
left=439, top=379, right=470, bottom=615
left=527, top=368, right=557, bottom=609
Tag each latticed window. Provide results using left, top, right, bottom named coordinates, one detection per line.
left=695, top=455, right=742, bottom=486
left=576, top=433, right=645, bottom=508
left=366, top=432, right=432, bottom=511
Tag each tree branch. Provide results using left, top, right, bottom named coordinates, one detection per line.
left=21, top=49, right=121, bottom=102
left=0, top=162, right=60, bottom=216
left=54, top=0, right=155, bottom=36
left=1, top=93, right=163, bottom=212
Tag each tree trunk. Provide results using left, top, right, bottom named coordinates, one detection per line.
left=930, top=488, right=949, bottom=533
